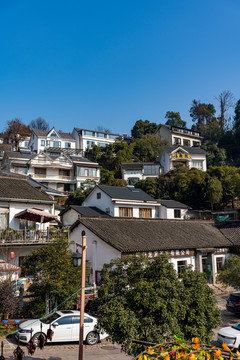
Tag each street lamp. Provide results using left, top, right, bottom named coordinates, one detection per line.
left=72, top=231, right=87, bottom=360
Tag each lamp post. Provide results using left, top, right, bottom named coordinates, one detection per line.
left=72, top=231, right=87, bottom=360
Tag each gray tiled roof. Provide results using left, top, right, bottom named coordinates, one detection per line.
left=161, top=146, right=207, bottom=155
left=158, top=200, right=189, bottom=209
left=71, top=218, right=231, bottom=252
left=217, top=223, right=240, bottom=246
left=60, top=206, right=109, bottom=217
left=0, top=173, right=53, bottom=202
left=97, top=185, right=156, bottom=202
left=6, top=152, right=35, bottom=159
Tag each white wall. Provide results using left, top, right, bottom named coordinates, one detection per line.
left=83, top=188, right=113, bottom=215
left=70, top=225, right=121, bottom=284
left=62, top=209, right=80, bottom=226
left=170, top=255, right=196, bottom=272
left=158, top=207, right=187, bottom=220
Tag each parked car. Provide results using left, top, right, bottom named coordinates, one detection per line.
left=16, top=310, right=108, bottom=345
left=226, top=292, right=240, bottom=314
left=217, top=323, right=240, bottom=349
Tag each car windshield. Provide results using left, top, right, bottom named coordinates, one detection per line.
left=232, top=323, right=240, bottom=331
left=41, top=312, right=61, bottom=324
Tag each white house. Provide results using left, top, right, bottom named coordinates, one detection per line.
left=72, top=128, right=122, bottom=152
left=158, top=146, right=207, bottom=172
left=28, top=127, right=77, bottom=154
left=156, top=124, right=203, bottom=147
left=83, top=185, right=159, bottom=218
left=0, top=171, right=57, bottom=266
left=69, top=217, right=232, bottom=285
left=1, top=151, right=101, bottom=194
left=60, top=205, right=109, bottom=226
left=157, top=200, right=189, bottom=220
left=121, top=162, right=162, bottom=185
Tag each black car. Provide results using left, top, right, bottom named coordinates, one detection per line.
left=226, top=292, right=240, bottom=314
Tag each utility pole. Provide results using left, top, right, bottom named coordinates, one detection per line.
left=78, top=231, right=87, bottom=360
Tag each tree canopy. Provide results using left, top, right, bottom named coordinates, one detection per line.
left=97, top=255, right=220, bottom=354
left=29, top=117, right=50, bottom=131
left=3, top=119, right=30, bottom=151
left=165, top=111, right=186, bottom=128
left=23, top=236, right=81, bottom=316
left=131, top=120, right=158, bottom=138
left=217, top=255, right=240, bottom=288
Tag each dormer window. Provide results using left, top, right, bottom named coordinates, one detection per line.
left=97, top=192, right=101, bottom=199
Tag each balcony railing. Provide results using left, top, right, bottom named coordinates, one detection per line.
left=0, top=229, right=69, bottom=245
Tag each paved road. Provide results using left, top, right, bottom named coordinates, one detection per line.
left=2, top=289, right=238, bottom=359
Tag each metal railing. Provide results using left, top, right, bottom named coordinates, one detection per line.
left=0, top=229, right=69, bottom=245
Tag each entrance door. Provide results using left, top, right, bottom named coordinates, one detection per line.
left=202, top=256, right=213, bottom=284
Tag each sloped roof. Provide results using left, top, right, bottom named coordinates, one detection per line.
left=5, top=152, right=35, bottom=160
left=60, top=205, right=109, bottom=217
left=97, top=185, right=155, bottom=202
left=0, top=173, right=53, bottom=203
left=158, top=200, right=189, bottom=209
left=161, top=146, right=207, bottom=155
left=32, top=129, right=75, bottom=140
left=71, top=218, right=231, bottom=252
left=217, top=223, right=240, bottom=246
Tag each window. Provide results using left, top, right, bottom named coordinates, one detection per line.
left=183, top=139, right=190, bottom=146
left=87, top=141, right=93, bottom=148
left=65, top=142, right=71, bottom=148
left=193, top=141, right=200, bottom=146
left=89, top=168, right=97, bottom=176
left=192, top=160, right=203, bottom=170
left=46, top=140, right=50, bottom=146
left=50, top=131, right=57, bottom=137
left=84, top=130, right=94, bottom=136
left=174, top=137, right=181, bottom=145
left=41, top=140, right=45, bottom=146
left=97, top=132, right=105, bottom=138
left=77, top=167, right=97, bottom=177
left=97, top=142, right=106, bottom=147
left=19, top=219, right=36, bottom=230
left=34, top=168, right=46, bottom=177
left=97, top=192, right=101, bottom=199
left=53, top=141, right=61, bottom=148
left=119, top=207, right=133, bottom=217
left=14, top=167, right=27, bottom=175
left=139, top=208, right=152, bottom=218
left=55, top=316, right=73, bottom=325
left=24, top=141, right=29, bottom=147
left=109, top=134, right=118, bottom=139
left=59, top=169, right=70, bottom=177
left=177, top=260, right=187, bottom=274
left=0, top=213, right=8, bottom=230
left=143, top=165, right=160, bottom=175
left=174, top=209, right=181, bottom=218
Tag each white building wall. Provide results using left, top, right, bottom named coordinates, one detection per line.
left=83, top=189, right=113, bottom=215
left=62, top=209, right=80, bottom=226
left=170, top=255, right=195, bottom=271
left=70, top=225, right=121, bottom=284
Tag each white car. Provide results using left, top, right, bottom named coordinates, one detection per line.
left=16, top=310, right=108, bottom=345
left=217, top=323, right=240, bottom=349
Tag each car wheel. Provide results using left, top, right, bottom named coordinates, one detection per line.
left=32, top=332, right=47, bottom=346
left=86, top=331, right=99, bottom=345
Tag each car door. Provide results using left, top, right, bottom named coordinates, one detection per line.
left=71, top=315, right=95, bottom=341
left=52, top=315, right=73, bottom=342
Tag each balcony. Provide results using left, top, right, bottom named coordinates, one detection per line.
left=0, top=229, right=69, bottom=246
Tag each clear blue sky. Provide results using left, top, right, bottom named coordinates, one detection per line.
left=0, top=0, right=239, bottom=135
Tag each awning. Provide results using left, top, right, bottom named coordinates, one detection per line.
left=0, top=208, right=9, bottom=214
left=15, top=208, right=57, bottom=223
left=0, top=259, right=20, bottom=273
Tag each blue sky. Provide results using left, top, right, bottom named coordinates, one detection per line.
left=0, top=0, right=239, bottom=135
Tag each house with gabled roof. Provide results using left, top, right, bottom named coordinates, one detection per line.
left=69, top=217, right=234, bottom=285
left=60, top=205, right=109, bottom=226
left=83, top=184, right=159, bottom=218
left=28, top=127, right=77, bottom=154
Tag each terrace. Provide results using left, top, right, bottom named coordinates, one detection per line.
left=0, top=228, right=69, bottom=246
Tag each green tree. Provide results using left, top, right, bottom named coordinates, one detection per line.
left=133, top=134, right=166, bottom=162
left=165, top=111, right=186, bottom=128
left=23, top=236, right=81, bottom=316
left=65, top=187, right=93, bottom=207
left=135, top=178, right=158, bottom=198
left=97, top=255, right=220, bottom=354
left=190, top=100, right=216, bottom=137
left=204, top=176, right=222, bottom=210
left=217, top=255, right=240, bottom=287
left=131, top=120, right=158, bottom=139
left=202, top=144, right=226, bottom=167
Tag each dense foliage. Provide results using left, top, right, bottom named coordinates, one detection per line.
left=0, top=280, right=20, bottom=318
left=97, top=255, right=220, bottom=354
left=23, top=236, right=81, bottom=317
left=64, top=186, right=93, bottom=207
left=135, top=166, right=240, bottom=209
left=217, top=254, right=240, bottom=287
